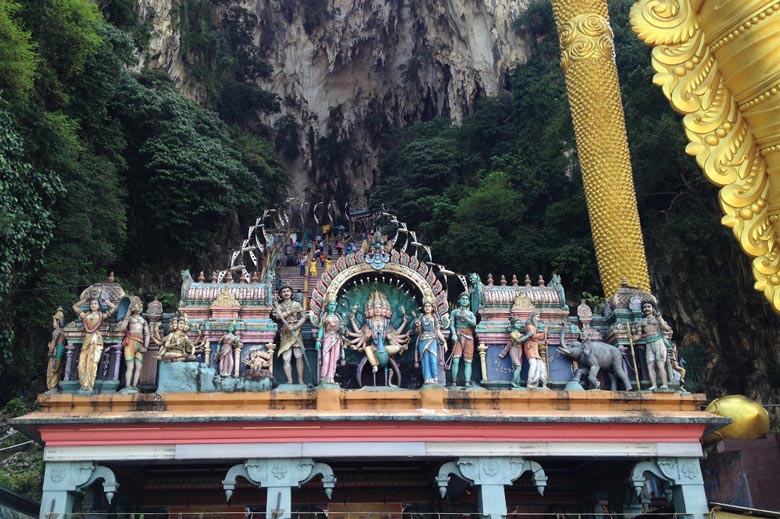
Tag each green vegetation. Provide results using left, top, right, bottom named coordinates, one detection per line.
left=0, top=398, right=43, bottom=501
left=0, top=0, right=288, bottom=401
left=178, top=0, right=280, bottom=124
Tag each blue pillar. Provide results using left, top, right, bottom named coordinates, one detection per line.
left=630, top=457, right=708, bottom=519
left=40, top=462, right=118, bottom=519
left=436, top=457, right=548, bottom=519
left=223, top=458, right=336, bottom=519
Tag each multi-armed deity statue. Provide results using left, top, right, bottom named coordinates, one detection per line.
left=156, top=312, right=198, bottom=363
left=347, top=291, right=410, bottom=386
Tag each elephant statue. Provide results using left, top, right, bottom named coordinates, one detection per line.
left=559, top=323, right=632, bottom=391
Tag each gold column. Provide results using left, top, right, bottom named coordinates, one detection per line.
left=551, top=0, right=651, bottom=296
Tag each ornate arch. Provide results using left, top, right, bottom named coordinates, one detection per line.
left=309, top=250, right=448, bottom=327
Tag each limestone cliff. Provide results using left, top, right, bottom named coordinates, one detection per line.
left=137, top=0, right=529, bottom=206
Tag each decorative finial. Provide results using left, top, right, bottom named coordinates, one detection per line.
left=524, top=274, right=531, bottom=286
left=251, top=271, right=259, bottom=283
left=239, top=272, right=247, bottom=283
left=500, top=274, right=507, bottom=286
left=621, top=277, right=628, bottom=288
left=487, top=273, right=494, bottom=286
left=197, top=271, right=205, bottom=282
left=108, top=272, right=115, bottom=283
left=225, top=271, right=233, bottom=283
left=538, top=275, right=545, bottom=287
left=511, top=274, right=519, bottom=286
left=211, top=271, right=218, bottom=283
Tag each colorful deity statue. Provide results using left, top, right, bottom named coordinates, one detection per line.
left=449, top=292, right=477, bottom=386
left=273, top=284, right=308, bottom=384
left=347, top=290, right=410, bottom=386
left=414, top=296, right=447, bottom=385
left=46, top=307, right=67, bottom=392
left=242, top=346, right=273, bottom=381
left=315, top=294, right=346, bottom=385
left=156, top=312, right=198, bottom=362
left=72, top=296, right=116, bottom=393
left=117, top=302, right=150, bottom=391
left=217, top=322, right=242, bottom=377
left=499, top=318, right=526, bottom=388
left=524, top=312, right=548, bottom=389
left=362, top=231, right=392, bottom=270
left=632, top=301, right=671, bottom=390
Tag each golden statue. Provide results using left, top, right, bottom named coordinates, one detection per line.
left=72, top=297, right=116, bottom=393
left=156, top=312, right=197, bottom=362
left=630, top=0, right=780, bottom=313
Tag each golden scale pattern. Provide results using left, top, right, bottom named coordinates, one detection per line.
left=552, top=0, right=651, bottom=296
left=630, top=0, right=780, bottom=312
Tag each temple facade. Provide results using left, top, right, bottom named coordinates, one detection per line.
left=14, top=216, right=725, bottom=519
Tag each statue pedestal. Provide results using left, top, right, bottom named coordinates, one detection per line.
left=481, top=381, right=512, bottom=390
left=59, top=381, right=81, bottom=394
left=156, top=362, right=274, bottom=393
left=94, top=380, right=119, bottom=394
left=420, top=386, right=444, bottom=409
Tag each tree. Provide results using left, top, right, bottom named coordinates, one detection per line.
left=0, top=1, right=36, bottom=102
left=0, top=102, right=63, bottom=374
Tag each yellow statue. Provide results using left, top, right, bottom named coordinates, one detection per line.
left=46, top=307, right=67, bottom=391
left=72, top=297, right=116, bottom=393
left=156, top=312, right=197, bottom=362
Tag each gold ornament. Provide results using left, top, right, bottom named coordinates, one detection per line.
left=551, top=0, right=651, bottom=297
left=631, top=0, right=780, bottom=312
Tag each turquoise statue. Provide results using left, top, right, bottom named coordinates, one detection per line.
left=449, top=292, right=477, bottom=386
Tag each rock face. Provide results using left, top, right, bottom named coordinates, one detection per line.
left=138, top=0, right=530, bottom=205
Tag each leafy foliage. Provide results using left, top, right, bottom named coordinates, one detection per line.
left=0, top=103, right=64, bottom=368
left=178, top=0, right=279, bottom=124
left=0, top=1, right=36, bottom=102
left=0, top=0, right=288, bottom=402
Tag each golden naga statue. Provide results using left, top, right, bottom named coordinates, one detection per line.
left=630, top=0, right=780, bottom=312
left=701, top=394, right=770, bottom=444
